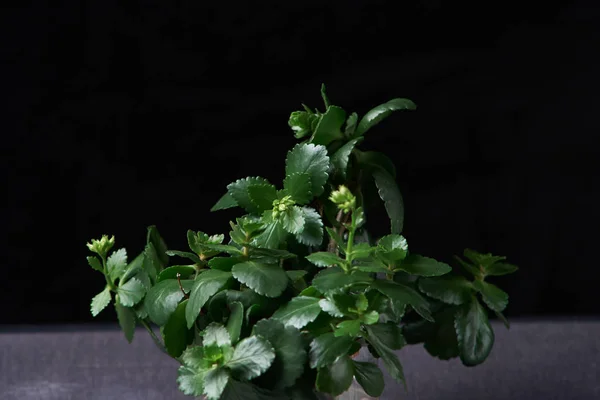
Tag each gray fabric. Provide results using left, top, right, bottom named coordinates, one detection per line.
left=1, top=319, right=599, bottom=400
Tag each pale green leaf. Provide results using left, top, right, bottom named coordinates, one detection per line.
left=107, top=248, right=127, bottom=282
left=90, top=287, right=111, bottom=317
left=204, top=368, right=230, bottom=400
left=226, top=336, right=276, bottom=380
left=117, top=277, right=146, bottom=307
left=232, top=261, right=289, bottom=298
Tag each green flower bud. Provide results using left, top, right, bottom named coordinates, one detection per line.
left=329, top=185, right=356, bottom=213
left=288, top=111, right=319, bottom=139
left=86, top=234, right=115, bottom=257
left=272, top=195, right=295, bottom=219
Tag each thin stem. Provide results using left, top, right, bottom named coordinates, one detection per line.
left=140, top=319, right=172, bottom=358
left=177, top=273, right=189, bottom=299
left=346, top=211, right=357, bottom=262
left=100, top=255, right=115, bottom=291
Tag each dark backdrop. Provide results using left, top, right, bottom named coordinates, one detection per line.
left=3, top=0, right=599, bottom=324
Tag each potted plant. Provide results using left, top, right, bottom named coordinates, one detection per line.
left=86, top=85, right=518, bottom=399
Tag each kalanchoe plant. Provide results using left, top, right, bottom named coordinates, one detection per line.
left=87, top=85, right=518, bottom=399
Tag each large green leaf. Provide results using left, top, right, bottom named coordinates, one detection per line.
left=397, top=254, right=452, bottom=277
left=107, top=248, right=128, bottom=282
left=315, top=355, right=354, bottom=396
left=418, top=275, right=473, bottom=305
left=211, top=192, right=238, bottom=212
left=295, top=207, right=324, bottom=247
left=364, top=324, right=406, bottom=385
left=253, top=319, right=307, bottom=389
left=485, top=262, right=519, bottom=276
left=305, top=252, right=345, bottom=267
left=353, top=361, right=385, bottom=397
left=376, top=234, right=408, bottom=263
left=472, top=280, right=508, bottom=312
left=209, top=256, right=241, bottom=272
left=373, top=169, right=404, bottom=234
left=330, top=137, right=363, bottom=179
left=226, top=336, right=276, bottom=380
left=309, top=332, right=354, bottom=369
left=283, top=172, right=312, bottom=205
left=203, top=367, right=230, bottom=400
left=311, top=105, right=346, bottom=146
left=355, top=150, right=397, bottom=178
left=163, top=299, right=194, bottom=358
left=272, top=296, right=322, bottom=329
left=186, top=270, right=232, bottom=328
left=115, top=295, right=136, bottom=343
left=90, top=287, right=111, bottom=317
left=227, top=177, right=271, bottom=214
left=285, top=143, right=330, bottom=197
left=232, top=261, right=289, bottom=298
left=157, top=265, right=197, bottom=283
left=454, top=297, right=495, bottom=366
left=117, top=277, right=146, bottom=307
left=423, top=307, right=460, bottom=360
left=354, top=98, right=416, bottom=137
left=248, top=183, right=278, bottom=212
left=145, top=278, right=194, bottom=326
left=312, top=268, right=372, bottom=294
left=334, top=320, right=361, bottom=337
left=364, top=322, right=406, bottom=350
left=226, top=302, right=244, bottom=344
left=282, top=206, right=305, bottom=234
left=372, top=280, right=433, bottom=321
left=165, top=249, right=201, bottom=263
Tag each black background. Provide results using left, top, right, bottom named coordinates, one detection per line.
left=3, top=0, right=599, bottom=325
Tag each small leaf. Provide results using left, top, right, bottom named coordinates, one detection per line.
left=463, top=249, right=506, bottom=268
left=313, top=269, right=372, bottom=294
left=330, top=137, right=363, bottom=179
left=166, top=250, right=201, bottom=264
left=90, top=287, right=111, bottom=317
left=226, top=302, right=244, bottom=344
left=177, top=366, right=206, bottom=396
left=203, top=322, right=232, bottom=347
left=186, top=270, right=232, bottom=328
left=157, top=265, right=197, bottom=283
left=227, top=336, right=276, bottom=380
left=163, top=299, right=194, bottom=358
left=228, top=177, right=272, bottom=214
left=295, top=207, right=323, bottom=247
left=372, top=280, right=433, bottom=322
left=107, top=248, right=128, bottom=282
left=309, top=332, right=354, bottom=368
left=373, top=169, right=404, bottom=234
left=355, top=150, right=397, bottom=178
left=305, top=252, right=345, bottom=267
left=252, top=212, right=286, bottom=249
left=117, top=277, right=146, bottom=307
left=283, top=172, right=312, bottom=205
left=360, top=310, right=380, bottom=325
left=311, top=105, right=346, bottom=146
left=334, top=320, right=361, bottom=337
left=115, top=295, right=136, bottom=343
left=203, top=367, right=230, bottom=400
left=418, top=275, right=473, bottom=305
left=272, top=296, right=322, bottom=329
left=282, top=206, right=305, bottom=234
left=485, top=262, right=519, bottom=276
left=355, top=98, right=416, bottom=137
left=285, top=143, right=330, bottom=197
left=253, top=319, right=307, bottom=389
left=211, top=192, right=238, bottom=211
left=344, top=112, right=358, bottom=137
left=315, top=355, right=354, bottom=396
left=87, top=256, right=103, bottom=273
left=353, top=361, right=385, bottom=397
left=232, top=261, right=289, bottom=298
left=376, top=234, right=408, bottom=263
left=364, top=324, right=406, bottom=385
left=319, top=298, right=344, bottom=317
left=397, top=254, right=452, bottom=277
left=472, top=280, right=509, bottom=312
left=145, top=278, right=194, bottom=326
left=454, top=297, right=495, bottom=366
left=248, top=183, right=278, bottom=212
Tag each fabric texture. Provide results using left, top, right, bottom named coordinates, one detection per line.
left=1, top=319, right=598, bottom=400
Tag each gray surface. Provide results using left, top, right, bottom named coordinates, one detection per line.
left=1, top=319, right=599, bottom=400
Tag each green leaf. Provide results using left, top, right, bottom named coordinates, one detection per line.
left=315, top=355, right=354, bottom=396
left=397, top=254, right=452, bottom=277
left=283, top=172, right=312, bottom=205
left=305, top=252, right=345, bottom=267
left=201, top=243, right=243, bottom=256
left=289, top=110, right=319, bottom=139
left=157, top=265, right=197, bottom=283
left=285, top=143, right=330, bottom=197
left=203, top=322, right=232, bottom=347
left=232, top=261, right=289, bottom=298
left=222, top=380, right=290, bottom=400
left=352, top=261, right=389, bottom=274
left=485, top=262, right=519, bottom=276
left=422, top=307, right=460, bottom=360
left=186, top=270, right=232, bottom=328
left=117, top=277, right=146, bottom=307
left=472, top=280, right=509, bottom=312
left=325, top=227, right=344, bottom=250
left=163, top=299, right=194, bottom=358
left=495, top=310, right=511, bottom=329
left=355, top=98, right=416, bottom=137
left=418, top=275, right=473, bottom=305
left=376, top=234, right=408, bottom=263
left=353, top=361, right=385, bottom=397
left=226, top=302, right=244, bottom=344
left=252, top=212, right=286, bottom=249
left=295, top=207, right=323, bottom=247
left=330, top=137, right=363, bottom=179
left=349, top=242, right=373, bottom=260
left=211, top=191, right=238, bottom=211
left=365, top=322, right=406, bottom=350
left=142, top=242, right=161, bottom=283
left=145, top=278, right=194, bottom=326
left=463, top=249, right=506, bottom=268
left=115, top=295, right=136, bottom=343
left=147, top=225, right=169, bottom=267
left=372, top=280, right=433, bottom=322
left=361, top=310, right=380, bottom=325
left=311, top=105, right=346, bottom=146
left=373, top=169, right=404, bottom=234
left=208, top=257, right=240, bottom=272
left=90, top=287, right=111, bottom=317
left=319, top=298, right=344, bottom=318
left=344, top=112, right=358, bottom=138
left=282, top=206, right=305, bottom=234
left=253, top=319, right=307, bottom=389
left=227, top=336, right=276, bottom=380
left=355, top=150, right=396, bottom=178
left=320, top=83, right=330, bottom=108
left=454, top=297, right=495, bottom=366
left=228, top=177, right=272, bottom=214
left=286, top=270, right=307, bottom=282
left=204, top=367, right=230, bottom=400
left=272, top=296, right=322, bottom=329
left=309, top=332, right=353, bottom=369
left=334, top=320, right=361, bottom=337
left=177, top=366, right=206, bottom=397
left=364, top=324, right=406, bottom=385
left=166, top=250, right=201, bottom=264
left=453, top=255, right=482, bottom=277
left=87, top=256, right=103, bottom=273
left=248, top=183, right=278, bottom=211
left=107, top=248, right=128, bottom=282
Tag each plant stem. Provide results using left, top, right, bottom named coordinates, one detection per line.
left=140, top=319, right=171, bottom=357
left=177, top=273, right=189, bottom=299
left=100, top=255, right=115, bottom=291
